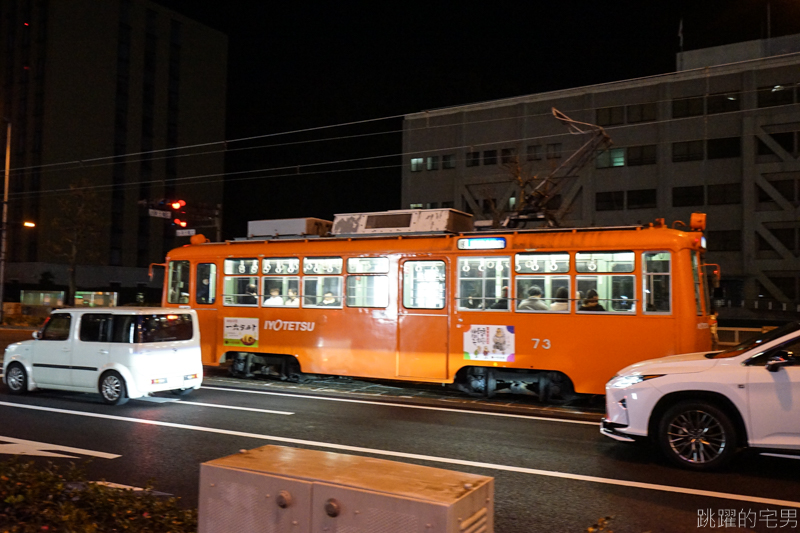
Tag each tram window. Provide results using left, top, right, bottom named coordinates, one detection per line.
left=347, top=257, right=389, bottom=274
left=303, top=276, right=343, bottom=308
left=223, top=276, right=259, bottom=306
left=643, top=252, right=671, bottom=313
left=576, top=251, right=634, bottom=273
left=224, top=258, right=259, bottom=275
left=516, top=276, right=570, bottom=312
left=457, top=257, right=510, bottom=311
left=196, top=263, right=216, bottom=305
left=403, top=261, right=446, bottom=309
left=262, top=257, right=299, bottom=275
left=346, top=275, right=389, bottom=307
left=304, top=257, right=343, bottom=275
left=262, top=277, right=300, bottom=307
left=167, top=260, right=190, bottom=304
left=515, top=253, right=569, bottom=274
left=576, top=275, right=635, bottom=313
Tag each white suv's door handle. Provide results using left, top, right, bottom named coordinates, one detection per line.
left=99, top=350, right=109, bottom=355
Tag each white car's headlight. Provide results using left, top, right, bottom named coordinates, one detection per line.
left=610, top=374, right=663, bottom=389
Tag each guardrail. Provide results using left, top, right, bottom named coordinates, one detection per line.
left=716, top=326, right=775, bottom=347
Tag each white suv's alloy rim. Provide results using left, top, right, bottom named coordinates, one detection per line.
left=102, top=376, right=122, bottom=401
left=7, top=367, right=24, bottom=391
left=667, top=410, right=727, bottom=464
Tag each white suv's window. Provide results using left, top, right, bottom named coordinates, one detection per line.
left=41, top=314, right=71, bottom=341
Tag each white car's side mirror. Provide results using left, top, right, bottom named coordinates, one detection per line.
left=32, top=331, right=40, bottom=340
left=766, top=351, right=794, bottom=373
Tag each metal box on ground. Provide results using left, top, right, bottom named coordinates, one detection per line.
left=198, top=444, right=494, bottom=533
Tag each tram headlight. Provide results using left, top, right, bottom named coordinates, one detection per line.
left=610, top=374, right=664, bottom=389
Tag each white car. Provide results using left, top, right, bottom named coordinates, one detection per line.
left=3, top=308, right=203, bottom=405
left=602, top=322, right=800, bottom=470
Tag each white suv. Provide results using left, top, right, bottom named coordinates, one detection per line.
left=602, top=322, right=800, bottom=470
left=3, top=308, right=203, bottom=405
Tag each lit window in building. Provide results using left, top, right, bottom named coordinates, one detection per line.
left=410, top=158, right=423, bottom=172
left=427, top=156, right=439, bottom=170
left=596, top=148, right=625, bottom=168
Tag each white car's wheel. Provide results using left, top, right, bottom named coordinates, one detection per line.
left=99, top=371, right=129, bottom=406
left=658, top=400, right=737, bottom=471
left=5, top=363, right=28, bottom=395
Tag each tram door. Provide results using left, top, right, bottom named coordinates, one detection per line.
left=397, top=259, right=449, bottom=379
left=193, top=262, right=219, bottom=365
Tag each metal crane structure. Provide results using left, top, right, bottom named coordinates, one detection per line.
left=502, top=107, right=613, bottom=228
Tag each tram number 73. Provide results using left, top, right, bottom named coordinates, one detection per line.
left=532, top=338, right=551, bottom=349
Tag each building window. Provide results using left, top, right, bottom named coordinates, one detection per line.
left=466, top=151, right=480, bottom=167
left=483, top=150, right=498, bottom=165
left=426, top=202, right=438, bottom=209
left=410, top=158, right=423, bottom=172
left=758, top=84, right=795, bottom=108
left=442, top=201, right=454, bottom=208
left=546, top=143, right=562, bottom=159
left=707, top=183, right=742, bottom=205
left=627, top=189, right=657, bottom=209
left=426, top=156, right=439, bottom=170
left=409, top=203, right=423, bottom=209
left=596, top=106, right=624, bottom=126
left=707, top=137, right=741, bottom=159
left=672, top=185, right=704, bottom=207
left=526, top=145, right=542, bottom=161
left=442, top=154, right=456, bottom=169
left=596, top=191, right=624, bottom=211
left=706, top=92, right=741, bottom=115
left=501, top=147, right=517, bottom=165
left=626, top=102, right=657, bottom=123
left=672, top=96, right=704, bottom=118
left=672, top=140, right=704, bottom=162
left=596, top=148, right=625, bottom=168
left=627, top=145, right=657, bottom=166
left=706, top=230, right=742, bottom=251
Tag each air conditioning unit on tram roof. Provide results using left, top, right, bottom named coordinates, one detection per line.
left=246, top=217, right=332, bottom=239
left=332, top=208, right=473, bottom=236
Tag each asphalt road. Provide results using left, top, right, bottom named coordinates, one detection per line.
left=1, top=373, right=799, bottom=533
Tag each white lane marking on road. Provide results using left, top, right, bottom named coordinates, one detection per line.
left=200, top=385, right=598, bottom=425
left=176, top=400, right=293, bottom=415
left=0, top=401, right=796, bottom=508
left=0, top=435, right=120, bottom=459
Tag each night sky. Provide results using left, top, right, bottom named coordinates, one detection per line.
left=151, top=1, right=800, bottom=239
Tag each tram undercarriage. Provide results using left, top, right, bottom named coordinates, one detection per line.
left=226, top=352, right=576, bottom=402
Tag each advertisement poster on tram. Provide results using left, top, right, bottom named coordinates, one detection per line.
left=223, top=317, right=259, bottom=347
left=464, top=325, right=515, bottom=362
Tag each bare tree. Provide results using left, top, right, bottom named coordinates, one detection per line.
left=48, top=179, right=104, bottom=305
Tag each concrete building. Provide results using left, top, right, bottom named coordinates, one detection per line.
left=402, top=35, right=800, bottom=311
left=0, top=0, right=226, bottom=301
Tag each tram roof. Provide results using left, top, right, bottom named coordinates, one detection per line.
left=168, top=219, right=705, bottom=259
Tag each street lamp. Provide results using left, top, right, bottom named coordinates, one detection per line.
left=0, top=120, right=9, bottom=325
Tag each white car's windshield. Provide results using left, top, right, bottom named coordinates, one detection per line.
left=709, top=322, right=800, bottom=359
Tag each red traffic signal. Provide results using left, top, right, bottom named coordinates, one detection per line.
left=170, top=200, right=186, bottom=210
left=174, top=218, right=188, bottom=227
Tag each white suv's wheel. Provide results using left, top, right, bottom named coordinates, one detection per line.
left=658, top=400, right=737, bottom=471
left=5, top=363, right=28, bottom=394
left=99, top=371, right=129, bottom=406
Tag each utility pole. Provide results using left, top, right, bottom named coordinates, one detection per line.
left=0, top=121, right=11, bottom=324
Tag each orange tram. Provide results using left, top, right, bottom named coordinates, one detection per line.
left=160, top=209, right=713, bottom=400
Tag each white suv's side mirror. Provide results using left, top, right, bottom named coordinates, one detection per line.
left=32, top=331, right=40, bottom=340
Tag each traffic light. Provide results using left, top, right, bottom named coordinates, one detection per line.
left=170, top=199, right=186, bottom=210
left=173, top=218, right=188, bottom=227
